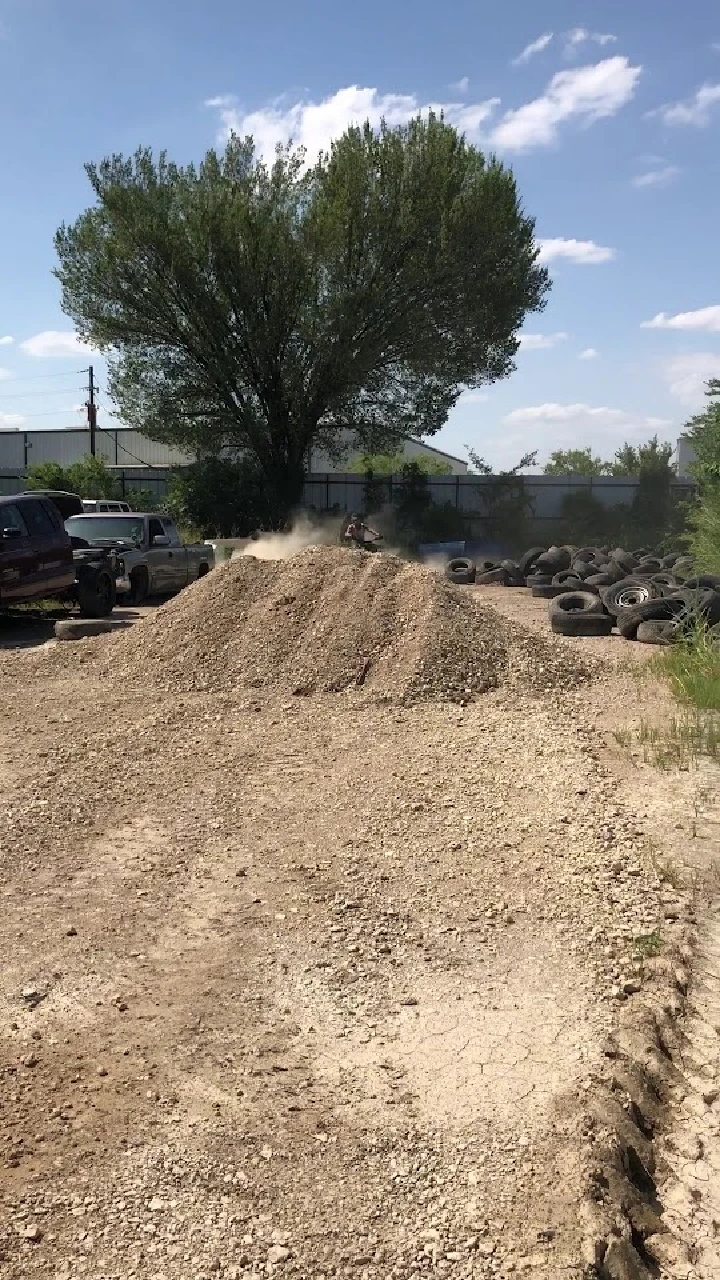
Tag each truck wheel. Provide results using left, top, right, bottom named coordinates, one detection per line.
left=77, top=569, right=117, bottom=618
left=129, top=567, right=149, bottom=604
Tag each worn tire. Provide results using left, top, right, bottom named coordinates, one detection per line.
left=696, top=589, right=720, bottom=627
left=610, top=549, right=637, bottom=574
left=445, top=557, right=476, bottom=586
left=518, top=547, right=546, bottom=577
left=76, top=568, right=116, bottom=619
left=499, top=559, right=525, bottom=586
left=585, top=572, right=613, bottom=588
left=570, top=560, right=597, bottom=579
left=683, top=574, right=720, bottom=592
left=635, top=620, right=677, bottom=645
left=549, top=591, right=607, bottom=622
left=476, top=567, right=511, bottom=585
left=525, top=573, right=552, bottom=588
left=550, top=612, right=614, bottom=637
left=55, top=618, right=115, bottom=641
left=617, top=596, right=689, bottom=641
left=531, top=584, right=566, bottom=599
left=650, top=572, right=678, bottom=592
left=535, top=546, right=571, bottom=574
left=603, top=576, right=663, bottom=617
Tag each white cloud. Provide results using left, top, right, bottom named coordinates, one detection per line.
left=662, top=352, right=720, bottom=406
left=489, top=56, right=640, bottom=150
left=19, top=330, right=92, bottom=359
left=649, top=83, right=720, bottom=127
left=0, top=335, right=14, bottom=347
left=207, top=86, right=501, bottom=162
left=0, top=367, right=12, bottom=380
left=579, top=347, right=598, bottom=359
left=0, top=412, right=25, bottom=427
left=641, top=305, right=720, bottom=334
left=563, top=28, right=617, bottom=56
left=459, top=390, right=488, bottom=404
left=632, top=164, right=680, bottom=189
left=505, top=404, right=672, bottom=433
left=512, top=33, right=553, bottom=67
left=537, top=237, right=615, bottom=265
left=449, top=76, right=469, bottom=94
left=518, top=331, right=568, bottom=350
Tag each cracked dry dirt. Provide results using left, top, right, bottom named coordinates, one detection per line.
left=0, top=558, right=718, bottom=1279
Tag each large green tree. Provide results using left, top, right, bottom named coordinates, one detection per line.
left=54, top=116, right=549, bottom=522
left=684, top=379, right=720, bottom=485
left=543, top=438, right=675, bottom=478
left=543, top=448, right=607, bottom=476
left=683, top=379, right=720, bottom=571
left=606, top=435, right=674, bottom=477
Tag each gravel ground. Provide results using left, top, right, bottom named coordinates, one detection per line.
left=0, top=561, right=716, bottom=1279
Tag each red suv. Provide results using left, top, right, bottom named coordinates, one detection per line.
left=0, top=491, right=116, bottom=616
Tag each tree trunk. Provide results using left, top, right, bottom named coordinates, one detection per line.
left=262, top=451, right=307, bottom=528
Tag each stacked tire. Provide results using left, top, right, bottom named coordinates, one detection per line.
left=443, top=544, right=720, bottom=645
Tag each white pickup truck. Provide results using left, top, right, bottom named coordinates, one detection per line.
left=63, top=511, right=214, bottom=604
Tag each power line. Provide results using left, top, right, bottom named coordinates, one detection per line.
left=0, top=408, right=86, bottom=421
left=0, top=386, right=87, bottom=400
left=94, top=419, right=157, bottom=470
left=0, top=369, right=85, bottom=384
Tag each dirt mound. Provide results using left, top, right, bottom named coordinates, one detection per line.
left=100, top=546, right=592, bottom=700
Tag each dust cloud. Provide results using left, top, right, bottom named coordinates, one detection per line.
left=232, top=515, right=339, bottom=562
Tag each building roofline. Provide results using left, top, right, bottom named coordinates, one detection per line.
left=406, top=437, right=467, bottom=465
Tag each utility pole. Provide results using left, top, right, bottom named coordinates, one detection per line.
left=87, top=365, right=97, bottom=457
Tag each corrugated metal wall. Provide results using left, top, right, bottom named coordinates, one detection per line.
left=0, top=428, right=194, bottom=471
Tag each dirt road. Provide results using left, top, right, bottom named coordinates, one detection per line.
left=0, top=568, right=717, bottom=1278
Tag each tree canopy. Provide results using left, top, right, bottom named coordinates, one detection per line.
left=54, top=116, right=549, bottom=521
left=26, top=454, right=122, bottom=499
left=543, top=436, right=674, bottom=477
left=682, top=379, right=720, bottom=573
left=347, top=450, right=452, bottom=475
left=684, top=378, right=720, bottom=486
left=543, top=448, right=607, bottom=476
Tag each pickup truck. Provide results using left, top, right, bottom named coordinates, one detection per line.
left=62, top=511, right=214, bottom=603
left=0, top=490, right=117, bottom=616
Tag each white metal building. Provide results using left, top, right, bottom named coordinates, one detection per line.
left=676, top=434, right=697, bottom=479
left=0, top=427, right=468, bottom=476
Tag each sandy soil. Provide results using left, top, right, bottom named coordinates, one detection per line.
left=0, top=573, right=717, bottom=1279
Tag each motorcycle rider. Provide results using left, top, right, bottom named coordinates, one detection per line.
left=343, top=513, right=380, bottom=549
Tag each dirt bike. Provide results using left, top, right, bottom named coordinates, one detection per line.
left=348, top=532, right=383, bottom=553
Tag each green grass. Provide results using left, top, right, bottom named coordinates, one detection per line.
left=611, top=621, right=720, bottom=769
left=653, top=622, right=720, bottom=712
left=615, top=712, right=720, bottom=769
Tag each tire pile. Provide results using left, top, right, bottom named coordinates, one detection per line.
left=445, top=546, right=720, bottom=642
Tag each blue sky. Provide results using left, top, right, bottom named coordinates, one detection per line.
left=1, top=0, right=719, bottom=469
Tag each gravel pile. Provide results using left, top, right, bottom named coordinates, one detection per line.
left=95, top=545, right=592, bottom=701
